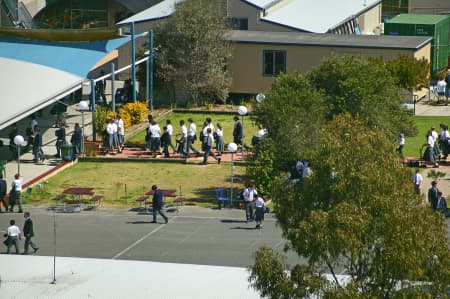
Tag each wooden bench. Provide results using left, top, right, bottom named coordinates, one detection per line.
left=88, top=195, right=103, bottom=209
left=136, top=196, right=149, bottom=209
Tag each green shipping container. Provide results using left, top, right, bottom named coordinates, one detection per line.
left=384, top=14, right=450, bottom=74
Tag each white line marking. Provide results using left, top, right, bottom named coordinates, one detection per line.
left=112, top=218, right=175, bottom=259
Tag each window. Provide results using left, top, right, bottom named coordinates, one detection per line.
left=228, top=17, right=248, bottom=30
left=263, top=50, right=286, bottom=76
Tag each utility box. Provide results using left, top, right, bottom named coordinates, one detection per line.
left=384, top=14, right=450, bottom=74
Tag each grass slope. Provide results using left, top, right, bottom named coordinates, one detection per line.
left=26, top=162, right=247, bottom=208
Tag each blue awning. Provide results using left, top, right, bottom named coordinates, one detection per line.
left=0, top=35, right=131, bottom=130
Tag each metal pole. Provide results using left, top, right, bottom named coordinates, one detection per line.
left=230, top=152, right=234, bottom=208
left=90, top=79, right=97, bottom=141
left=111, top=63, right=116, bottom=113
left=149, top=30, right=154, bottom=112
left=51, top=207, right=56, bottom=284
left=241, top=115, right=245, bottom=161
left=81, top=112, right=85, bottom=155
left=131, top=22, right=136, bottom=102
left=146, top=60, right=149, bottom=102
left=16, top=146, right=20, bottom=174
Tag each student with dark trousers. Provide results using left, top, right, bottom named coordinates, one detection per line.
left=151, top=185, right=168, bottom=224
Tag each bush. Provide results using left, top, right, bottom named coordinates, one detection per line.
left=118, top=102, right=149, bottom=128
left=95, top=107, right=116, bottom=137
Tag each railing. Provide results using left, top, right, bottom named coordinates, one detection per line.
left=1, top=0, right=34, bottom=28
left=17, top=1, right=35, bottom=28
left=1, top=0, right=18, bottom=25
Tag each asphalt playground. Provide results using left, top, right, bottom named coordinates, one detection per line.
left=0, top=205, right=301, bottom=267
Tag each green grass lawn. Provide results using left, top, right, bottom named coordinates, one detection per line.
left=26, top=161, right=247, bottom=208
left=404, top=116, right=450, bottom=158
left=127, top=111, right=258, bottom=147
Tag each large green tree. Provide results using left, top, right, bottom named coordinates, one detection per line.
left=249, top=115, right=450, bottom=298
left=248, top=56, right=450, bottom=298
left=307, top=55, right=413, bottom=136
left=154, top=0, right=231, bottom=106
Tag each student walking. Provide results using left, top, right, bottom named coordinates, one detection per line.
left=254, top=194, right=265, bottom=229
left=23, top=211, right=39, bottom=254
left=151, top=185, right=168, bottom=224
left=5, top=219, right=21, bottom=254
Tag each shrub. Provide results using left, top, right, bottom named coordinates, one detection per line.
left=118, top=102, right=149, bottom=128
left=95, top=107, right=116, bottom=137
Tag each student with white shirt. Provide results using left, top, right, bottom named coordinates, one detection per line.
left=413, top=169, right=423, bottom=194
left=215, top=123, right=224, bottom=154
left=254, top=194, right=265, bottom=229
left=106, top=119, right=115, bottom=153
left=187, top=118, right=200, bottom=157
left=165, top=119, right=177, bottom=153
left=11, top=173, right=24, bottom=213
left=116, top=114, right=125, bottom=153
left=149, top=121, right=161, bottom=156
left=176, top=120, right=188, bottom=157
left=5, top=219, right=21, bottom=254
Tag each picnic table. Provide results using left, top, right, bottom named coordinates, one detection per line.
left=57, top=187, right=100, bottom=212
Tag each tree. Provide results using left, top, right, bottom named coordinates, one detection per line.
left=307, top=55, right=412, bottom=137
left=249, top=115, right=450, bottom=298
left=248, top=73, right=326, bottom=194
left=154, top=0, right=231, bottom=106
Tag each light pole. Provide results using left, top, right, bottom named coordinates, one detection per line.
left=228, top=142, right=238, bottom=208
left=131, top=22, right=137, bottom=102
left=78, top=101, right=89, bottom=155
left=237, top=105, right=248, bottom=160
left=14, top=135, right=24, bottom=175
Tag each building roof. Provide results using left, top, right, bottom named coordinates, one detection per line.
left=0, top=36, right=131, bottom=130
left=117, top=0, right=381, bottom=32
left=117, top=0, right=183, bottom=25
left=257, top=0, right=382, bottom=33
left=1, top=255, right=261, bottom=298
left=225, top=30, right=432, bottom=50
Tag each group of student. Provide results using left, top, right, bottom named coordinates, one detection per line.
left=242, top=183, right=267, bottom=229
left=102, top=114, right=125, bottom=154
left=397, top=124, right=450, bottom=167
left=420, top=124, right=450, bottom=166
left=144, top=115, right=237, bottom=165
left=427, top=180, right=450, bottom=218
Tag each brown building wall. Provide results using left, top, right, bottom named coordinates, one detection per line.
left=409, top=0, right=450, bottom=14
left=228, top=42, right=431, bottom=94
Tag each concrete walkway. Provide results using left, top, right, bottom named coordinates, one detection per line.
left=0, top=102, right=94, bottom=188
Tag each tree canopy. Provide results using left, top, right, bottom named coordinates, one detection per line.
left=154, top=0, right=231, bottom=105
left=248, top=56, right=450, bottom=298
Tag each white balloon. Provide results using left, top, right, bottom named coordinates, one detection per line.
left=228, top=142, right=238, bottom=152
left=14, top=135, right=24, bottom=146
left=79, top=100, right=89, bottom=111
left=237, top=105, right=247, bottom=116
